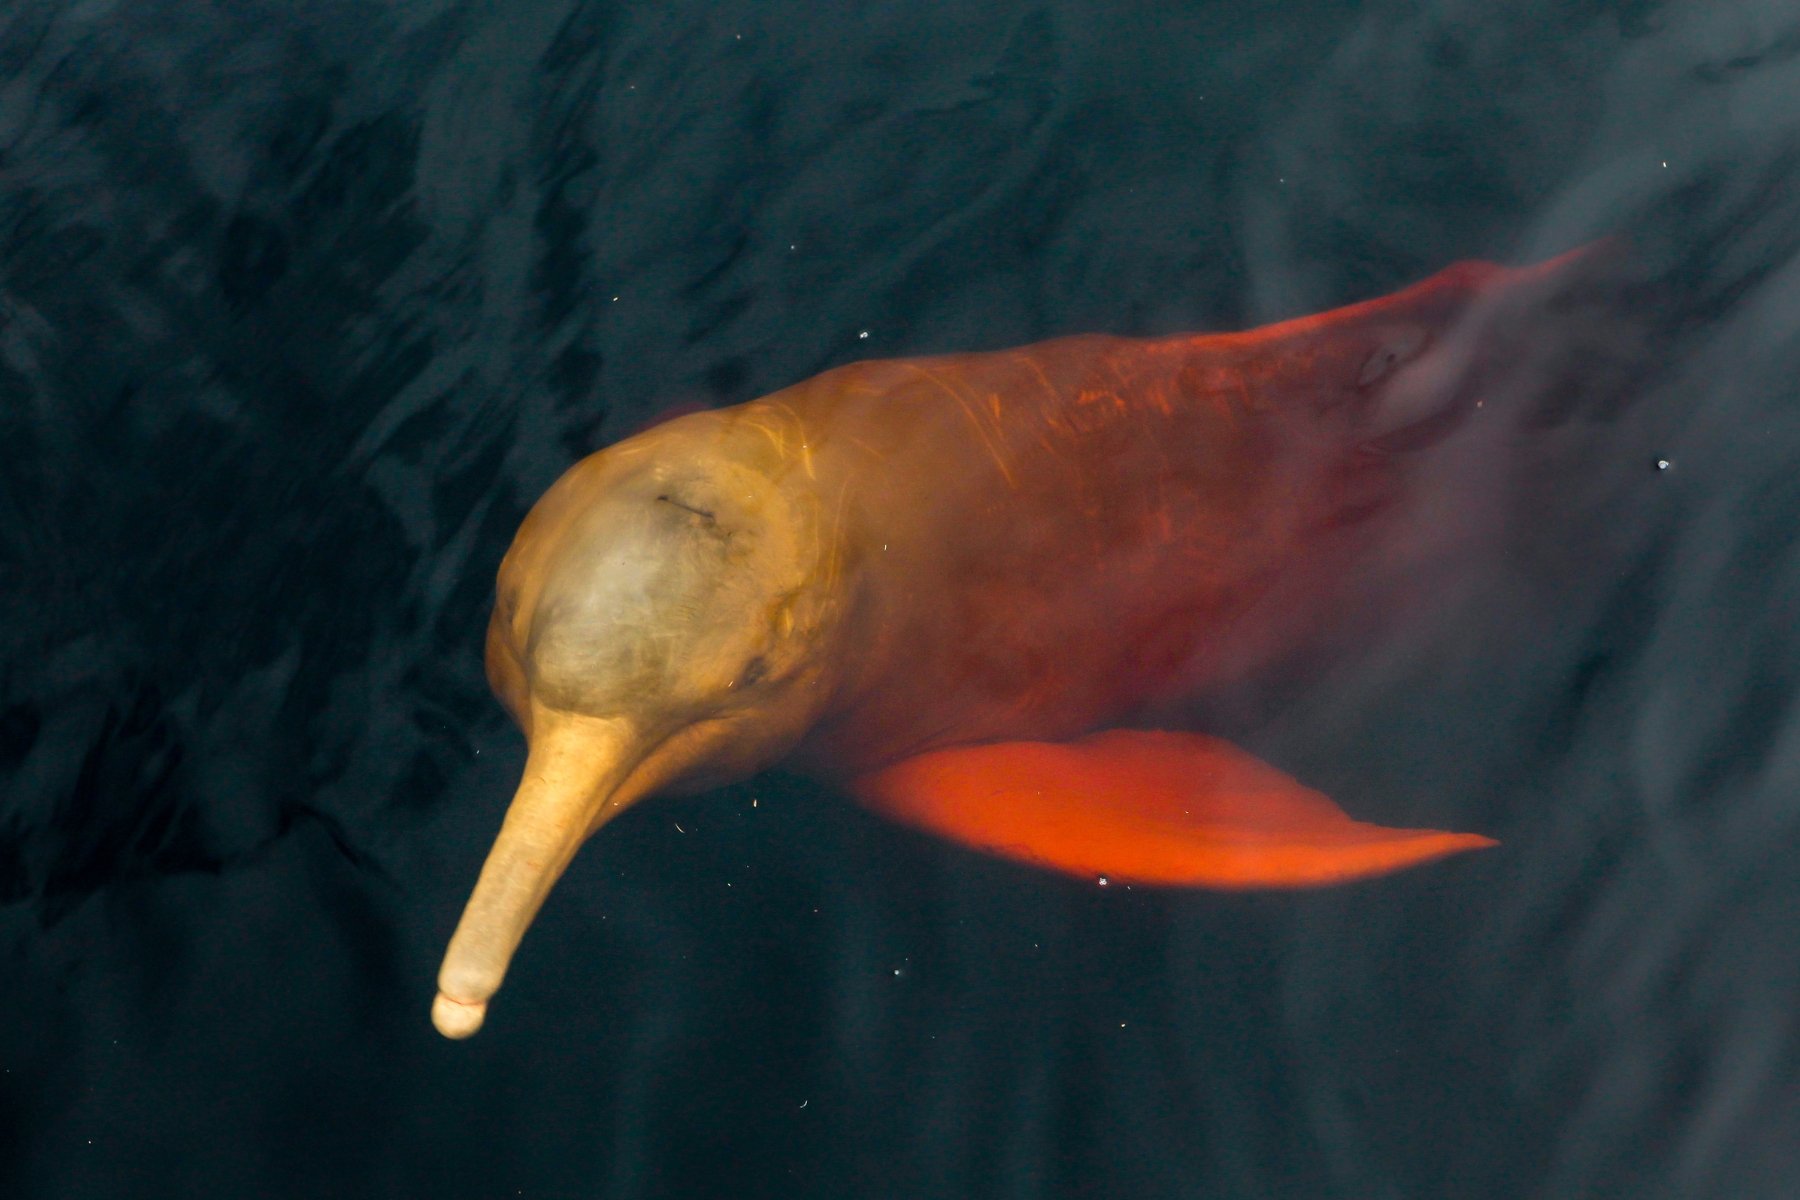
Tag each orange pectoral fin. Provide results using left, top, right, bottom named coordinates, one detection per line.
left=848, top=729, right=1496, bottom=888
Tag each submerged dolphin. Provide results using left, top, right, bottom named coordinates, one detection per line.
left=432, top=250, right=1594, bottom=1038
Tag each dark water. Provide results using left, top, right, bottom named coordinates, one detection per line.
left=3, top=2, right=1797, bottom=1196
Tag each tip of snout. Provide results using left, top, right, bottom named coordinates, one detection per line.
left=432, top=991, right=489, bottom=1040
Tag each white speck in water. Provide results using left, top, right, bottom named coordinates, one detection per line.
left=611, top=295, right=619, bottom=302
left=1661, top=160, right=1668, bottom=168
left=1656, top=458, right=1671, bottom=470
left=752, top=797, right=758, bottom=807
left=674, top=823, right=686, bottom=833
left=1097, top=875, right=1109, bottom=887
left=858, top=330, right=870, bottom=339
left=798, top=1100, right=808, bottom=1109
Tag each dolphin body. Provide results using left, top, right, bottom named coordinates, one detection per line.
left=432, top=251, right=1592, bottom=1038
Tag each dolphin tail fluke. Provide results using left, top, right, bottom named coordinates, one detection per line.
left=848, top=729, right=1495, bottom=888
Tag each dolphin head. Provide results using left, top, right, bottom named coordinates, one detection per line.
left=434, top=408, right=845, bottom=1038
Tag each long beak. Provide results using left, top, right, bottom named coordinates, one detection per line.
left=432, top=707, right=652, bottom=1039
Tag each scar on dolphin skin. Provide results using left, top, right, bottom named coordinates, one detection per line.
left=431, top=245, right=1607, bottom=1039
